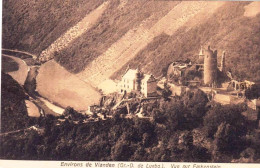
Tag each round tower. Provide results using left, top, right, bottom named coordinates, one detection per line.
left=204, top=46, right=218, bottom=86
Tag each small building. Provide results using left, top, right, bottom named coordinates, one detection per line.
left=167, top=61, right=191, bottom=79
left=231, top=80, right=256, bottom=91
left=118, top=69, right=157, bottom=97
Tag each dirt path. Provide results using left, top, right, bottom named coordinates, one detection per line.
left=77, top=1, right=225, bottom=89
left=39, top=1, right=109, bottom=62
left=2, top=48, right=37, bottom=59
left=0, top=125, right=39, bottom=136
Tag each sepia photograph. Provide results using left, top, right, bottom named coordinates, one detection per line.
left=0, top=0, right=260, bottom=166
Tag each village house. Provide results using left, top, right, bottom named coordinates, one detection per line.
left=118, top=69, right=157, bottom=97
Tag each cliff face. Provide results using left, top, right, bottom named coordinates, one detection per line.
left=2, top=1, right=260, bottom=84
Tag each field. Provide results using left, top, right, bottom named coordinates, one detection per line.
left=25, top=100, right=40, bottom=117
left=36, top=60, right=101, bottom=111
left=2, top=55, right=29, bottom=85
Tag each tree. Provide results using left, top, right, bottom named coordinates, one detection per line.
left=111, top=133, right=133, bottom=160
left=203, top=104, right=247, bottom=138
left=213, top=122, right=236, bottom=153
left=245, top=84, right=260, bottom=100
left=162, top=83, right=172, bottom=101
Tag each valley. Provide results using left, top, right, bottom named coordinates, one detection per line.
left=1, top=1, right=260, bottom=162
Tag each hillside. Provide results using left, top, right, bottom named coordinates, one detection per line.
left=2, top=1, right=260, bottom=91
left=112, top=2, right=260, bottom=82
left=1, top=73, right=30, bottom=133
left=2, top=0, right=104, bottom=54
left=3, top=0, right=260, bottom=93
left=54, top=0, right=179, bottom=73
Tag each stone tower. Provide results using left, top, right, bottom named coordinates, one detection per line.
left=220, top=51, right=226, bottom=72
left=204, top=46, right=218, bottom=86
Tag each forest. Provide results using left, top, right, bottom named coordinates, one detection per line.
left=1, top=77, right=259, bottom=162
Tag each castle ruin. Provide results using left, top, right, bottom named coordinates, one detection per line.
left=203, top=46, right=218, bottom=86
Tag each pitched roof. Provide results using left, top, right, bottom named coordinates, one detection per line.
left=122, top=69, right=138, bottom=80
left=122, top=69, right=156, bottom=82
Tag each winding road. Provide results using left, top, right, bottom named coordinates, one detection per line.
left=2, top=48, right=37, bottom=59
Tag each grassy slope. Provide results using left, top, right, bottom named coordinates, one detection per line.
left=112, top=2, right=260, bottom=82
left=2, top=0, right=104, bottom=54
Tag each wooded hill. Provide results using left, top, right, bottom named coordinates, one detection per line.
left=1, top=89, right=259, bottom=162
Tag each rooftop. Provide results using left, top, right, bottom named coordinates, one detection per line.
left=122, top=69, right=138, bottom=80
left=122, top=69, right=156, bottom=82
